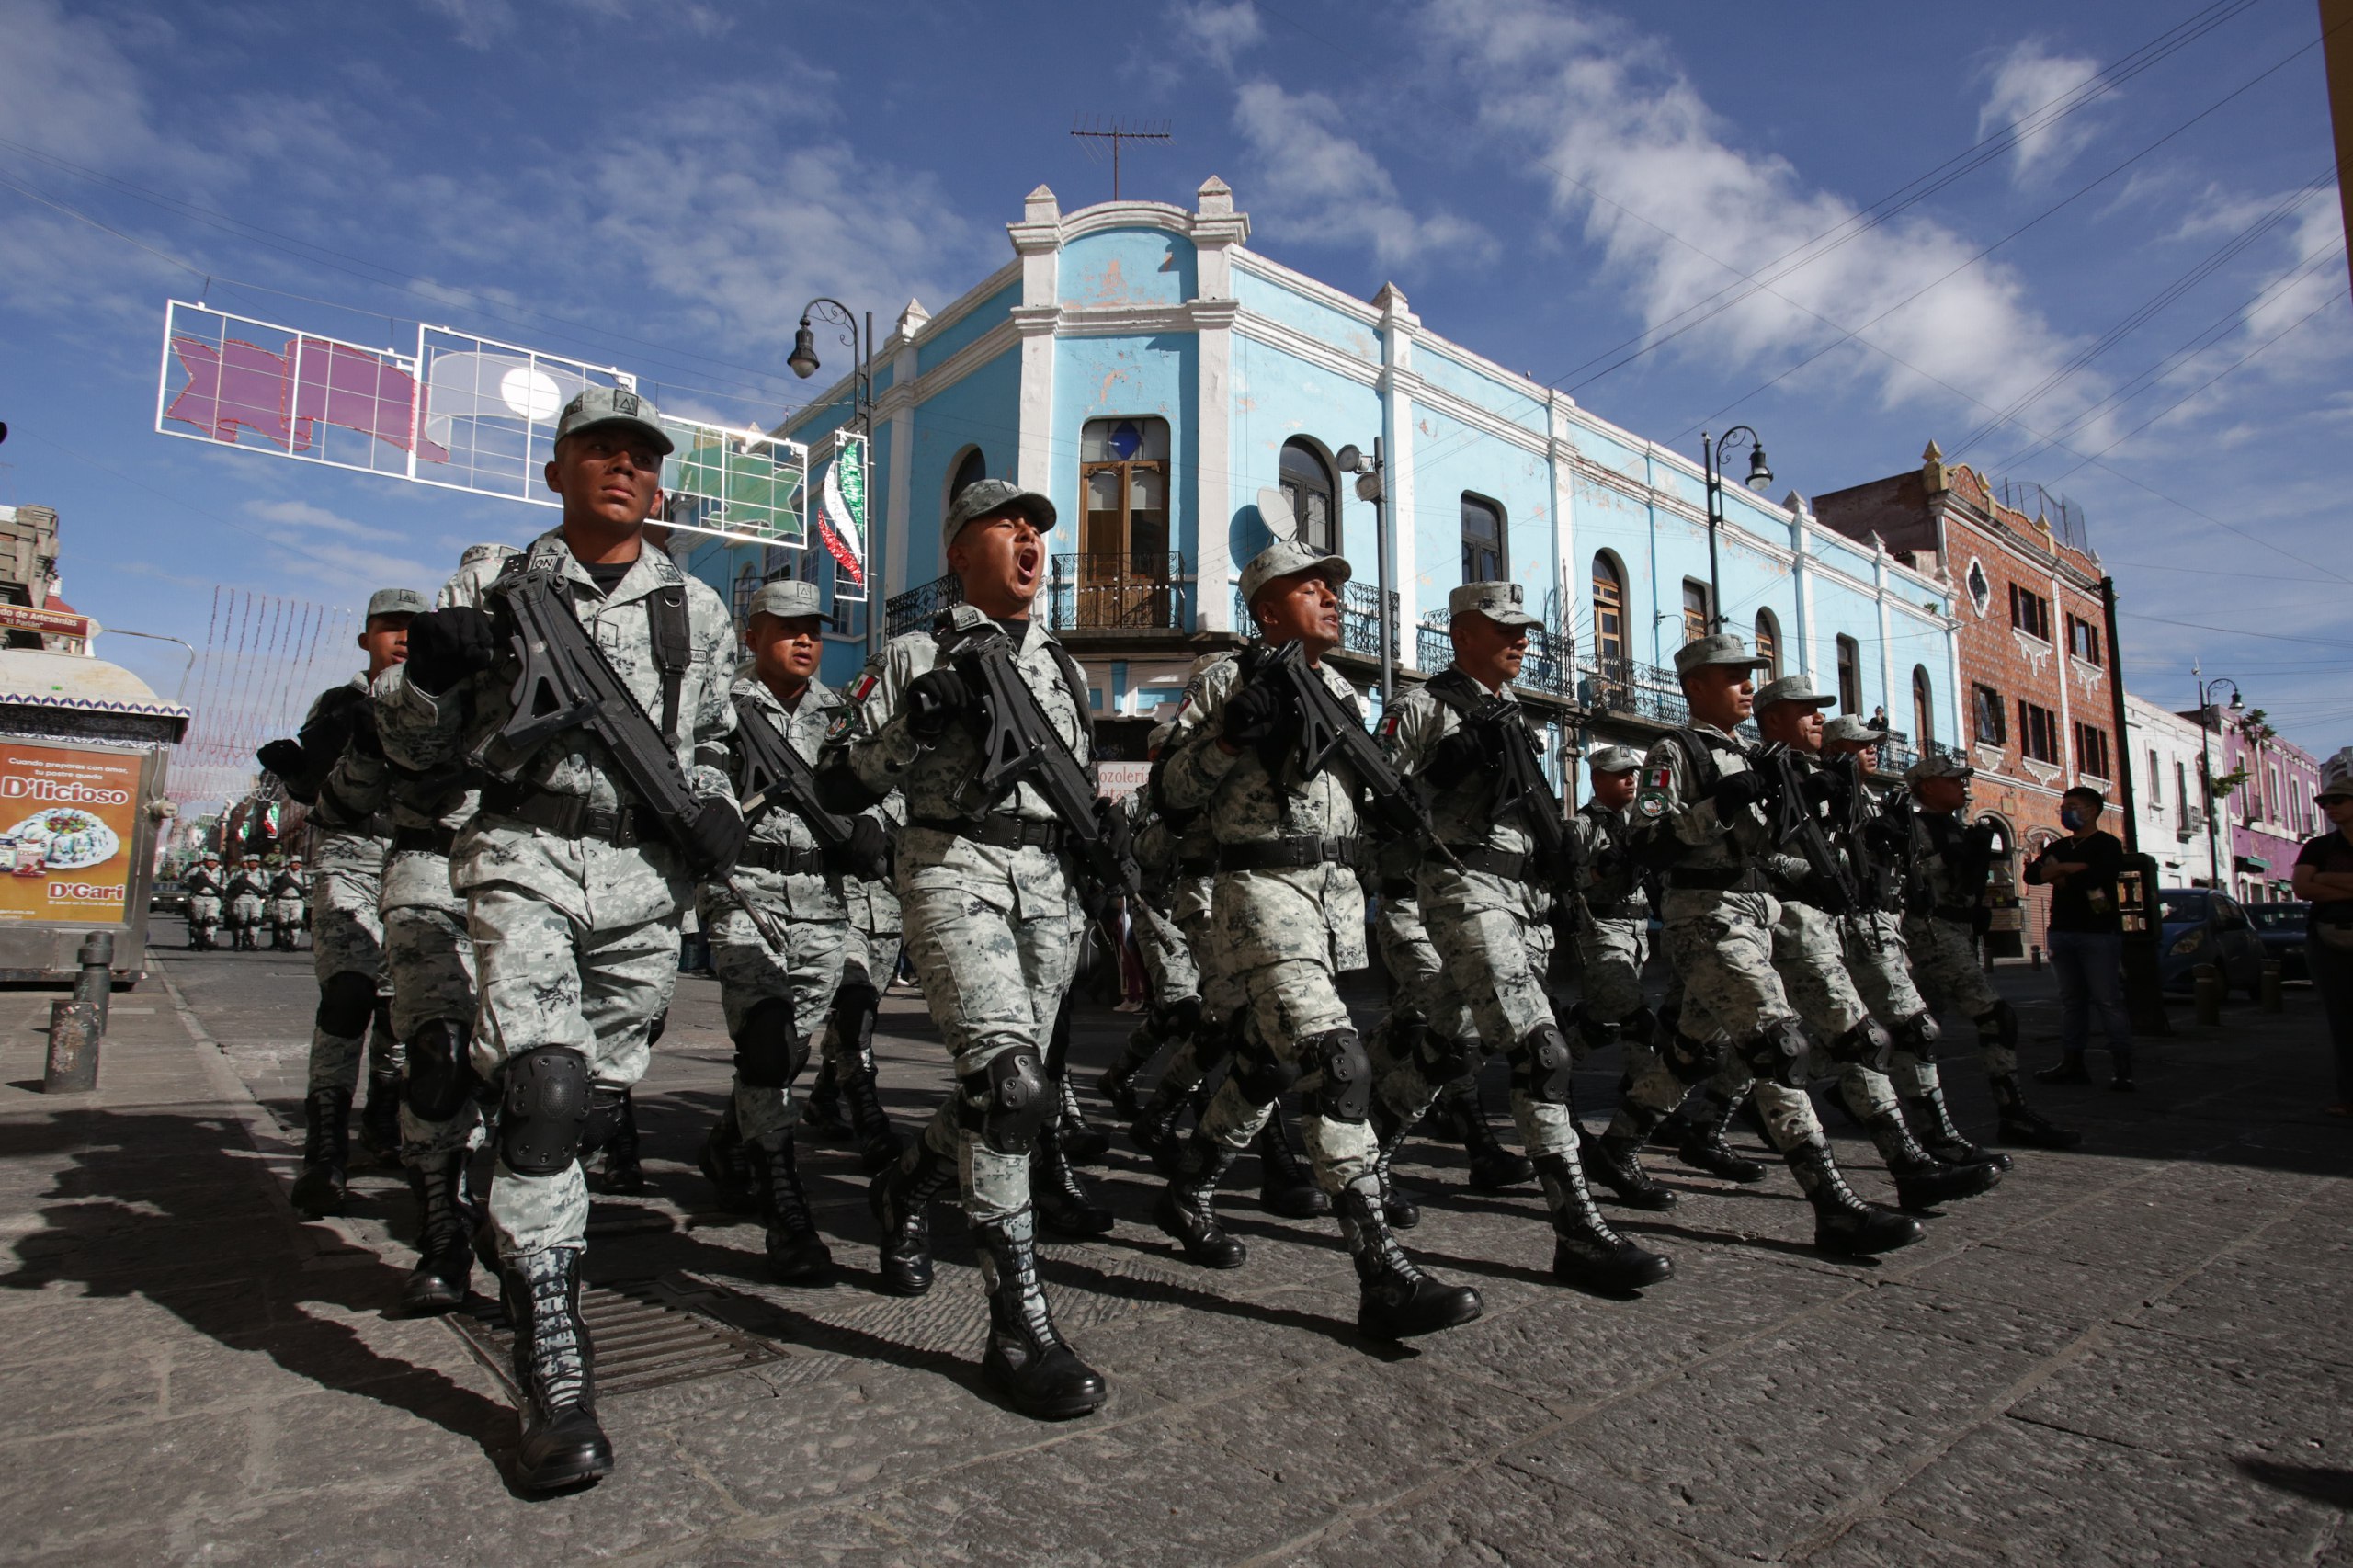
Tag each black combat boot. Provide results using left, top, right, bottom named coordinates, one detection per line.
left=841, top=1058, right=904, bottom=1175
left=503, top=1246, right=613, bottom=1492
left=1785, top=1132, right=1923, bottom=1256
left=1130, top=1076, right=1193, bottom=1174
left=1096, top=1024, right=1160, bottom=1119
left=748, top=1138, right=834, bottom=1284
left=975, top=1207, right=1108, bottom=1420
left=1859, top=1105, right=2001, bottom=1211
left=1903, top=1084, right=2011, bottom=1172
left=290, top=1085, right=352, bottom=1218
left=1336, top=1175, right=1482, bottom=1339
left=1676, top=1090, right=1768, bottom=1182
left=1580, top=1122, right=1677, bottom=1210
left=1991, top=1074, right=2083, bottom=1150
left=869, top=1140, right=953, bottom=1297
left=587, top=1088, right=647, bottom=1195
left=801, top=1061, right=852, bottom=1142
left=1532, top=1153, right=1673, bottom=1291
left=1437, top=1078, right=1535, bottom=1190
left=402, top=1149, right=480, bottom=1313
left=1255, top=1100, right=1331, bottom=1218
left=696, top=1103, right=759, bottom=1214
left=1368, top=1101, right=1420, bottom=1229
left=1051, top=1073, right=1111, bottom=1165
left=1033, top=1120, right=1115, bottom=1236
left=1155, top=1132, right=1247, bottom=1267
left=358, top=1064, right=404, bottom=1167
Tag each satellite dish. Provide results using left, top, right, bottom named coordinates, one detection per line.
left=1256, top=486, right=1296, bottom=539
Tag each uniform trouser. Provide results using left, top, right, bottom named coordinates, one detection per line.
left=1577, top=914, right=1651, bottom=1078
left=899, top=881, right=1082, bottom=1226
left=389, top=900, right=483, bottom=1162
left=1375, top=900, right=1576, bottom=1160
left=1904, top=914, right=2017, bottom=1078
left=270, top=897, right=305, bottom=929
left=712, top=904, right=850, bottom=1157
left=307, top=869, right=388, bottom=1094
left=1842, top=909, right=1938, bottom=1098
left=821, top=924, right=902, bottom=1076
left=1146, top=900, right=1245, bottom=1101
left=188, top=895, right=222, bottom=930
left=468, top=878, right=682, bottom=1261
left=1612, top=892, right=1824, bottom=1151
left=230, top=893, right=264, bottom=930
left=1132, top=899, right=1201, bottom=1007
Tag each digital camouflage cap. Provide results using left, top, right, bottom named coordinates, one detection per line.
left=1671, top=632, right=1771, bottom=677
left=943, top=478, right=1055, bottom=551
left=553, top=386, right=673, bottom=455
left=1239, top=538, right=1351, bottom=610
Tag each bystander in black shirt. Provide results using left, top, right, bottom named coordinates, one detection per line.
left=2037, top=829, right=2124, bottom=935
left=2296, top=830, right=2353, bottom=937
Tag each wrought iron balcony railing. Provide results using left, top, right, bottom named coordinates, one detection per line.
left=884, top=572, right=962, bottom=637
left=1049, top=552, right=1192, bottom=632
left=1415, top=618, right=1575, bottom=699
left=1583, top=658, right=1688, bottom=729
left=1229, top=580, right=1402, bottom=664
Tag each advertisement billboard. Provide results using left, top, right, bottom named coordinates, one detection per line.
left=0, top=743, right=142, bottom=926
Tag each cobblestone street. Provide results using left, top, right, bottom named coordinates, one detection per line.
left=1, top=928, right=2347, bottom=1565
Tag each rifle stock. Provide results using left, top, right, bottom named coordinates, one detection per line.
left=1250, top=641, right=1448, bottom=861
left=1754, top=743, right=1860, bottom=914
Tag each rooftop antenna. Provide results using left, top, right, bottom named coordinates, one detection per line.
left=1071, top=117, right=1172, bottom=200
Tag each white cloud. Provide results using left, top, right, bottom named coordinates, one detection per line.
left=0, top=0, right=163, bottom=165
left=1178, top=0, right=1264, bottom=70
left=245, top=498, right=451, bottom=593
left=1421, top=0, right=2101, bottom=435
left=1231, top=81, right=1492, bottom=270
left=1977, top=40, right=2109, bottom=185
left=419, top=0, right=516, bottom=50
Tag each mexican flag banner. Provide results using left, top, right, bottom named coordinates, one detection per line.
left=819, top=433, right=868, bottom=593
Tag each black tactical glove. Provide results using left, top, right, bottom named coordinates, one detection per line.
left=1711, top=769, right=1772, bottom=813
left=847, top=814, right=891, bottom=882
left=404, top=606, right=498, bottom=696
left=256, top=738, right=307, bottom=779
left=1221, top=678, right=1290, bottom=748
left=344, top=703, right=383, bottom=760
left=1423, top=726, right=1490, bottom=790
left=1801, top=767, right=1846, bottom=810
left=1096, top=796, right=1135, bottom=867
left=905, top=668, right=972, bottom=742
left=681, top=796, right=748, bottom=879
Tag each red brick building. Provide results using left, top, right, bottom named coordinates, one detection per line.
left=1813, top=444, right=2116, bottom=954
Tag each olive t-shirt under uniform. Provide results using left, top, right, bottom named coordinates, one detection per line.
left=2039, top=829, right=2123, bottom=935
left=2295, top=831, right=2353, bottom=937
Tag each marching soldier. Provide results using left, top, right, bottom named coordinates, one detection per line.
left=797, top=790, right=907, bottom=1176
left=227, top=854, right=267, bottom=950
left=1902, top=753, right=2080, bottom=1150
left=1149, top=539, right=1481, bottom=1340
left=267, top=857, right=309, bottom=950
left=1590, top=637, right=1920, bottom=1256
left=835, top=478, right=1108, bottom=1420
left=1368, top=581, right=1670, bottom=1292
left=383, top=388, right=746, bottom=1492
left=184, top=850, right=226, bottom=950
left=1093, top=722, right=1204, bottom=1119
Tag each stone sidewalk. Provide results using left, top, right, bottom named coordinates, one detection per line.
left=0, top=940, right=2348, bottom=1565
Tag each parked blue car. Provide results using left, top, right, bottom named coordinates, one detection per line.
left=2244, top=901, right=2311, bottom=983
left=2156, top=889, right=2268, bottom=996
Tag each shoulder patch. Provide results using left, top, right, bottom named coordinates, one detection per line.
left=1381, top=712, right=1402, bottom=739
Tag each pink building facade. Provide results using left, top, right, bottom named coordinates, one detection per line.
left=2186, top=704, right=2325, bottom=902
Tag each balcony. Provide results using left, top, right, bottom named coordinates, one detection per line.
left=1583, top=659, right=1689, bottom=729
left=1414, top=618, right=1577, bottom=701
left=885, top=552, right=1195, bottom=639
left=1229, top=580, right=1401, bottom=663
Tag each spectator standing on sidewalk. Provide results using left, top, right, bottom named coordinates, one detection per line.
left=2291, top=749, right=2353, bottom=1116
left=2026, top=786, right=2136, bottom=1091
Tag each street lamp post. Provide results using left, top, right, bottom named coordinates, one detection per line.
left=2193, top=668, right=2245, bottom=894
left=1334, top=439, right=1392, bottom=705
left=788, top=298, right=879, bottom=651
left=1699, top=427, right=1773, bottom=632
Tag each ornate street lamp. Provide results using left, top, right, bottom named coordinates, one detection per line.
left=1699, top=427, right=1772, bottom=632
left=2194, top=667, right=2245, bottom=892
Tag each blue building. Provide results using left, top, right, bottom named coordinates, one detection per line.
left=683, top=177, right=1959, bottom=785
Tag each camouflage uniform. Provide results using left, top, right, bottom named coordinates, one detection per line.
left=301, top=675, right=393, bottom=1094
left=1564, top=795, right=1654, bottom=1057
left=267, top=863, right=309, bottom=937
left=184, top=860, right=225, bottom=941
left=379, top=528, right=738, bottom=1263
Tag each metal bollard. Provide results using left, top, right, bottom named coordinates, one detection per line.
left=2193, top=962, right=2222, bottom=1027
left=2030, top=945, right=2043, bottom=971
left=2260, top=960, right=2283, bottom=1013
left=42, top=933, right=114, bottom=1093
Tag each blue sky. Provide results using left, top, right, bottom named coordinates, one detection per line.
left=2, top=0, right=2347, bottom=765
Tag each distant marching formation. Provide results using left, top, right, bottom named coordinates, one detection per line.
left=251, top=388, right=2080, bottom=1495
left=180, top=848, right=309, bottom=953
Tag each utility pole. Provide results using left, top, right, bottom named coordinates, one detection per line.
left=2102, top=575, right=2169, bottom=1034
left=1070, top=119, right=1172, bottom=200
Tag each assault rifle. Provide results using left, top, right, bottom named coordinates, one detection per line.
left=470, top=563, right=787, bottom=953
left=731, top=694, right=858, bottom=858
left=1243, top=640, right=1453, bottom=863
left=1438, top=675, right=1567, bottom=866
left=933, top=616, right=1178, bottom=940
left=1752, top=742, right=1860, bottom=915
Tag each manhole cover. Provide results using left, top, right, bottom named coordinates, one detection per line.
left=445, top=1271, right=792, bottom=1403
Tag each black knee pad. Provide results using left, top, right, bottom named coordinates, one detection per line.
left=1152, top=994, right=1202, bottom=1043
left=1571, top=1003, right=1621, bottom=1058
left=1977, top=999, right=2018, bottom=1050
left=1738, top=1019, right=1813, bottom=1089
left=1892, top=1012, right=1940, bottom=1060
left=1192, top=1009, right=1244, bottom=1071
left=1506, top=1024, right=1575, bottom=1106
left=315, top=971, right=376, bottom=1039
left=1305, top=1028, right=1371, bottom=1124
left=580, top=1085, right=627, bottom=1154
left=1825, top=1018, right=1893, bottom=1071
left=498, top=1045, right=593, bottom=1175
left=1623, top=1006, right=1661, bottom=1048
left=733, top=998, right=808, bottom=1089
left=956, top=1048, right=1051, bottom=1154
left=1413, top=1030, right=1480, bottom=1086
left=404, top=1018, right=476, bottom=1121
left=1664, top=1030, right=1727, bottom=1085
left=1231, top=1040, right=1304, bottom=1107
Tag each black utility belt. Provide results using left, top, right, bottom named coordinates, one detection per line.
left=1430, top=845, right=1559, bottom=883
left=1217, top=835, right=1361, bottom=873
left=911, top=813, right=1065, bottom=851
left=392, top=825, right=458, bottom=858
left=1177, top=854, right=1218, bottom=878
left=1586, top=898, right=1647, bottom=920
left=740, top=841, right=833, bottom=876
left=1668, top=864, right=1769, bottom=893
left=479, top=780, right=662, bottom=848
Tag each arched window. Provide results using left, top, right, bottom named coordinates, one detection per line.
left=1592, top=552, right=1627, bottom=676
left=1279, top=438, right=1337, bottom=554
left=1754, top=609, right=1780, bottom=679
left=949, top=446, right=987, bottom=506
left=1679, top=579, right=1711, bottom=645
left=1912, top=665, right=1935, bottom=747
left=1835, top=635, right=1862, bottom=713
left=1461, top=494, right=1505, bottom=583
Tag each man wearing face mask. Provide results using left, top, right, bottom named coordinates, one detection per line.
left=2026, top=787, right=2134, bottom=1090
